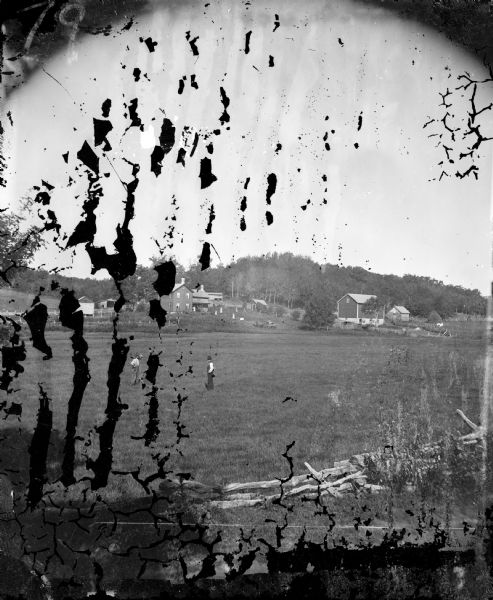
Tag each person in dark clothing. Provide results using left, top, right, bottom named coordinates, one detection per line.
left=21, top=296, right=52, bottom=360
left=205, top=355, right=214, bottom=390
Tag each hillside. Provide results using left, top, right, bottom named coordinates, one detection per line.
left=4, top=253, right=488, bottom=318
left=0, top=287, right=59, bottom=314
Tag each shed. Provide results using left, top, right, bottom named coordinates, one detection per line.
left=251, top=298, right=268, bottom=311
left=387, top=305, right=410, bottom=322
left=78, top=296, right=95, bottom=316
left=97, top=298, right=116, bottom=309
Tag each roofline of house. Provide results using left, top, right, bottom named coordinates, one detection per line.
left=336, top=293, right=376, bottom=304
left=172, top=283, right=190, bottom=293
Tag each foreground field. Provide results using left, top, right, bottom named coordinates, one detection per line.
left=0, top=323, right=488, bottom=587
left=0, top=325, right=487, bottom=505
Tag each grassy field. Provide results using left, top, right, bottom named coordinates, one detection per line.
left=0, top=323, right=488, bottom=535
left=0, top=320, right=488, bottom=588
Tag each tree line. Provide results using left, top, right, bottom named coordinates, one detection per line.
left=8, top=252, right=487, bottom=320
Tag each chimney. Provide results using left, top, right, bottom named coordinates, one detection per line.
left=200, top=284, right=205, bottom=292
left=181, top=277, right=185, bottom=285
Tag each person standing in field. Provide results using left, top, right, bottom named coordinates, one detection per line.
left=205, top=355, right=215, bottom=390
left=130, top=354, right=143, bottom=385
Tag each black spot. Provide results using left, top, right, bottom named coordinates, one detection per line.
left=76, top=141, right=99, bottom=174
left=142, top=37, right=157, bottom=52
left=205, top=205, right=215, bottom=234
left=185, top=31, right=200, bottom=56
left=101, top=98, right=111, bottom=117
left=245, top=31, right=252, bottom=54
left=199, top=157, right=217, bottom=189
left=199, top=242, right=211, bottom=270
left=176, top=148, right=186, bottom=166
left=93, top=118, right=113, bottom=149
left=149, top=299, right=167, bottom=328
left=219, top=87, right=230, bottom=125
left=266, top=172, right=277, bottom=204
left=152, top=261, right=176, bottom=296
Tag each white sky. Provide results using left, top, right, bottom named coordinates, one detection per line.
left=3, top=0, right=492, bottom=293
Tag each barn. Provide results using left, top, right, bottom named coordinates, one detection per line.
left=387, top=305, right=410, bottom=322
left=336, top=293, right=384, bottom=325
left=78, top=296, right=95, bottom=316
left=161, top=278, right=192, bottom=313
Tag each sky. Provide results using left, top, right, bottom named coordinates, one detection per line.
left=3, top=0, right=493, bottom=294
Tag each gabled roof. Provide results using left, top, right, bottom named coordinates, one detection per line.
left=171, top=282, right=190, bottom=293
left=252, top=298, right=267, bottom=306
left=78, top=296, right=93, bottom=303
left=337, top=293, right=376, bottom=304
left=192, top=291, right=209, bottom=300
left=392, top=305, right=410, bottom=314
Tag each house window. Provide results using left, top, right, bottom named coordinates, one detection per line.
left=346, top=298, right=349, bottom=303
left=177, top=292, right=180, bottom=298
left=186, top=303, right=189, bottom=309
left=187, top=293, right=190, bottom=298
left=176, top=304, right=180, bottom=310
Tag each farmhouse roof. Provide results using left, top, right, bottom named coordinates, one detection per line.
left=192, top=284, right=210, bottom=300
left=171, top=278, right=189, bottom=293
left=252, top=298, right=267, bottom=306
left=393, top=305, right=410, bottom=314
left=78, top=296, right=93, bottom=303
left=338, top=293, right=376, bottom=304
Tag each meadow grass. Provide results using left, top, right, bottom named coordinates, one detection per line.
left=0, top=324, right=487, bottom=531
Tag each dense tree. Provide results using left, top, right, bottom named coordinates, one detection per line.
left=302, top=294, right=336, bottom=330
left=0, top=206, right=44, bottom=285
left=5, top=250, right=488, bottom=318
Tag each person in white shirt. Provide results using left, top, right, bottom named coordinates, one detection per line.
left=205, top=355, right=215, bottom=390
left=130, top=354, right=143, bottom=385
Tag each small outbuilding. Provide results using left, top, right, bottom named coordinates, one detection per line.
left=97, top=298, right=117, bottom=309
left=387, top=305, right=410, bottom=322
left=251, top=298, right=268, bottom=312
left=78, top=296, right=95, bottom=316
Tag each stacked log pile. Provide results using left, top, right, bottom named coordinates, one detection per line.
left=159, top=410, right=484, bottom=509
